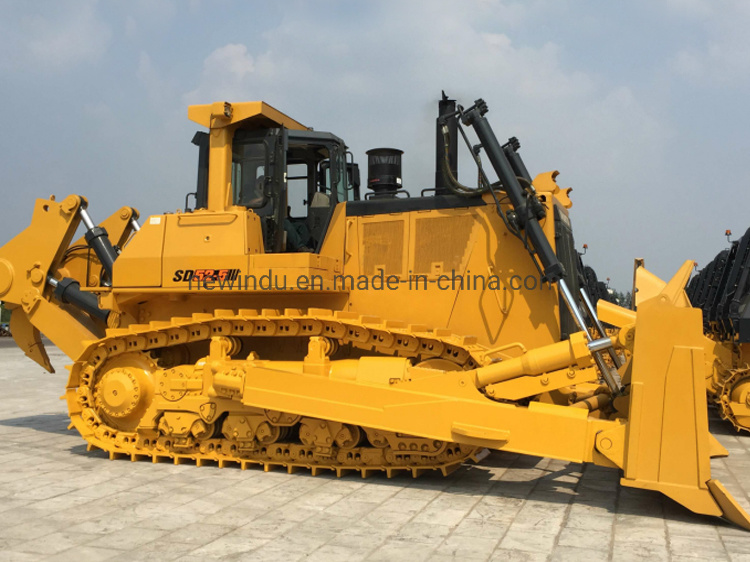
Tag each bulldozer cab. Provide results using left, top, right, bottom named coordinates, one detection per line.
left=187, top=102, right=359, bottom=254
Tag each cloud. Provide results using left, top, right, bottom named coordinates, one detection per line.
left=125, top=15, right=138, bottom=38
left=129, top=0, right=177, bottom=22
left=137, top=51, right=177, bottom=108
left=119, top=0, right=179, bottom=39
left=183, top=44, right=255, bottom=105
left=661, top=0, right=714, bottom=19
left=11, top=1, right=112, bottom=69
left=667, top=0, right=750, bottom=86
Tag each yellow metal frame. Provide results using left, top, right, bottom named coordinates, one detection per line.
left=187, top=101, right=308, bottom=212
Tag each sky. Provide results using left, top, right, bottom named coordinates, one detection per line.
left=0, top=0, right=748, bottom=291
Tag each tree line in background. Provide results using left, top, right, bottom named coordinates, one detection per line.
left=609, top=290, right=632, bottom=309
left=0, top=301, right=10, bottom=324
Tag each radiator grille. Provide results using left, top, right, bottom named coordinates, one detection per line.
left=362, top=220, right=405, bottom=276
left=413, top=215, right=474, bottom=274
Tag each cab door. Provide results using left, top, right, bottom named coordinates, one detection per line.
left=231, top=128, right=287, bottom=253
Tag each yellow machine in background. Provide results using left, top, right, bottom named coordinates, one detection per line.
left=680, top=231, right=750, bottom=431
left=0, top=95, right=748, bottom=529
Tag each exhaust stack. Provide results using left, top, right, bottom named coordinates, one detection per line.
left=435, top=91, right=458, bottom=195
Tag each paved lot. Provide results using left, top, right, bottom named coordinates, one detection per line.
left=0, top=339, right=749, bottom=561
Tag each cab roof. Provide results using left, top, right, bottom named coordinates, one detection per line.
left=188, top=101, right=309, bottom=131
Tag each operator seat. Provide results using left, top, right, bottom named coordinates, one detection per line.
left=307, top=191, right=331, bottom=244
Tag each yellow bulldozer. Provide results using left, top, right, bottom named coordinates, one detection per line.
left=0, top=94, right=748, bottom=529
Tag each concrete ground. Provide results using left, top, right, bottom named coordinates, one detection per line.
left=0, top=339, right=749, bottom=561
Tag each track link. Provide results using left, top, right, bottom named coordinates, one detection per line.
left=66, top=308, right=490, bottom=477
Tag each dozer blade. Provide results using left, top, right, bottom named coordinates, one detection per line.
left=632, top=257, right=667, bottom=307
left=10, top=309, right=53, bottom=373
left=615, top=260, right=750, bottom=529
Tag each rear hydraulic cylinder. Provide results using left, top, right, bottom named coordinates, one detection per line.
left=461, top=102, right=564, bottom=283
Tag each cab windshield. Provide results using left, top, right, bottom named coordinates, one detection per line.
left=230, top=128, right=350, bottom=252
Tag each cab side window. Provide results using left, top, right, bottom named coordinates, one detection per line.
left=232, top=142, right=269, bottom=210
